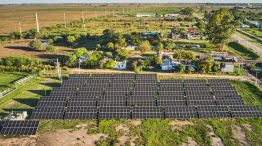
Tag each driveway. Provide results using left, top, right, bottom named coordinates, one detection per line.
left=231, top=33, right=262, bottom=56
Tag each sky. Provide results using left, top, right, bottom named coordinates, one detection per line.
left=1, top=0, right=261, bottom=4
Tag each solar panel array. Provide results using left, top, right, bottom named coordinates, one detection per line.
left=29, top=74, right=262, bottom=120
left=0, top=120, right=39, bottom=136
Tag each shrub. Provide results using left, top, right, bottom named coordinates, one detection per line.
left=46, top=45, right=57, bottom=53
left=29, top=39, right=43, bottom=51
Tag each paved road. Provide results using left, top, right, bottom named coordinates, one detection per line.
left=231, top=33, right=262, bottom=56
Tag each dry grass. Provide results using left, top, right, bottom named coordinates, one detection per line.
left=0, top=5, right=106, bottom=35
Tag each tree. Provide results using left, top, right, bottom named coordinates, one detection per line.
left=164, top=41, right=174, bottom=51
left=180, top=7, right=194, bottom=16
left=206, top=8, right=236, bottom=51
left=115, top=49, right=130, bottom=60
left=212, top=62, right=220, bottom=72
left=174, top=50, right=195, bottom=61
left=139, top=41, right=151, bottom=53
left=195, top=20, right=206, bottom=34
left=74, top=47, right=88, bottom=57
left=156, top=43, right=164, bottom=58
left=185, top=66, right=195, bottom=74
left=66, top=36, right=76, bottom=45
left=107, top=42, right=115, bottom=50
left=103, top=59, right=116, bottom=69
left=29, top=39, right=43, bottom=51
left=46, top=45, right=57, bottom=53
left=96, top=44, right=102, bottom=50
left=177, top=64, right=185, bottom=73
left=104, top=52, right=113, bottom=58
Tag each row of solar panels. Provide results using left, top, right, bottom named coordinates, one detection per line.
left=35, top=95, right=244, bottom=106
left=30, top=105, right=262, bottom=120
left=0, top=120, right=39, bottom=136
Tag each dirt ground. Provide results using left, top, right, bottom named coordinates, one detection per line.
left=0, top=40, right=73, bottom=60
left=206, top=125, right=224, bottom=146
left=232, top=125, right=249, bottom=146
left=0, top=128, right=107, bottom=146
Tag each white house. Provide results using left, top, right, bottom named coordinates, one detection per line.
left=221, top=64, right=234, bottom=73
left=124, top=45, right=137, bottom=51
left=161, top=60, right=173, bottom=71
left=164, top=14, right=180, bottom=17
left=115, top=60, right=127, bottom=70
left=136, top=13, right=156, bottom=17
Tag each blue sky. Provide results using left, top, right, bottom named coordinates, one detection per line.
left=1, top=0, right=261, bottom=4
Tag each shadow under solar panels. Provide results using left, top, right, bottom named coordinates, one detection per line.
left=99, top=107, right=131, bottom=119
left=98, top=96, right=127, bottom=106
left=31, top=106, right=64, bottom=119
left=132, top=107, right=164, bottom=118
left=158, top=100, right=186, bottom=106
left=165, top=106, right=197, bottom=119
left=64, top=106, right=97, bottom=119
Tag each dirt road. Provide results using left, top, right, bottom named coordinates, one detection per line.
left=70, top=68, right=250, bottom=81
left=231, top=33, right=262, bottom=56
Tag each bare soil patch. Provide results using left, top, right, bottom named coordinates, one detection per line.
left=170, top=120, right=194, bottom=130
left=181, top=137, right=198, bottom=146
left=232, top=125, right=249, bottom=146
left=37, top=128, right=107, bottom=146
left=130, top=120, right=142, bottom=127
left=0, top=135, right=38, bottom=146
left=206, top=125, right=224, bottom=146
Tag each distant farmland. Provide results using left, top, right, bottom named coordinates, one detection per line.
left=0, top=5, right=108, bottom=35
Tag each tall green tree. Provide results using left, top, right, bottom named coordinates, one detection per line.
left=206, top=8, right=236, bottom=51
left=139, top=41, right=151, bottom=53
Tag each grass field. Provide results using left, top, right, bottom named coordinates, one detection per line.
left=0, top=72, right=28, bottom=91
left=242, top=28, right=262, bottom=38
left=227, top=41, right=260, bottom=60
left=0, top=75, right=60, bottom=117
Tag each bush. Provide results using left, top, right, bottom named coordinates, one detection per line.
left=29, top=39, right=43, bottom=51
left=46, top=45, right=57, bottom=53
left=0, top=56, right=44, bottom=72
left=177, top=64, right=185, bottom=73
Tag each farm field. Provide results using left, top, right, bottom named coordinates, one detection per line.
left=0, top=5, right=107, bottom=35
left=0, top=40, right=74, bottom=60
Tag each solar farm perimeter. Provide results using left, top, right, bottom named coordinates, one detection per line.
left=0, top=73, right=261, bottom=136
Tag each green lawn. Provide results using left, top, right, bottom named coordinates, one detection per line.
left=242, top=28, right=262, bottom=38
left=0, top=75, right=60, bottom=117
left=0, top=72, right=28, bottom=92
left=227, top=42, right=260, bottom=60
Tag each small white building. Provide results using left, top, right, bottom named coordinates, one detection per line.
left=136, top=13, right=156, bottom=17
left=221, top=64, right=234, bottom=73
left=161, top=60, right=173, bottom=71
left=115, top=60, right=127, bottom=70
left=124, top=46, right=137, bottom=51
left=164, top=14, right=180, bottom=17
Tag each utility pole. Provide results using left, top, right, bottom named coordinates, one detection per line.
left=81, top=11, right=85, bottom=23
left=64, top=12, right=67, bottom=28
left=35, top=12, right=40, bottom=33
left=95, top=11, right=97, bottom=19
left=56, top=59, right=62, bottom=81
left=18, top=21, right=22, bottom=39
left=255, top=72, right=258, bottom=86
left=105, top=8, right=107, bottom=18
left=78, top=59, right=81, bottom=74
